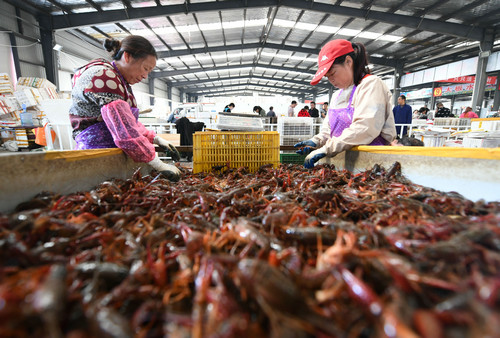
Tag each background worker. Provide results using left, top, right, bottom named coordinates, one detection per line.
left=320, top=102, right=329, bottom=118
left=253, top=106, right=265, bottom=116
left=434, top=102, right=454, bottom=118
left=224, top=103, right=235, bottom=112
left=297, top=105, right=310, bottom=117
left=69, top=35, right=181, bottom=181
left=392, top=95, right=412, bottom=137
left=460, top=106, right=478, bottom=118
left=288, top=100, right=298, bottom=117
left=308, top=101, right=319, bottom=118
left=266, top=106, right=276, bottom=117
left=294, top=39, right=396, bottom=168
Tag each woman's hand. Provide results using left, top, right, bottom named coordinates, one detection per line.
left=154, top=136, right=181, bottom=161
left=294, top=140, right=317, bottom=155
left=304, top=148, right=326, bottom=168
left=148, top=156, right=181, bottom=182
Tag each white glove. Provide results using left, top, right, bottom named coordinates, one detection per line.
left=153, top=136, right=180, bottom=161
left=148, top=156, right=181, bottom=182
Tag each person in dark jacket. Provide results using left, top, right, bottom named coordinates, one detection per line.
left=308, top=102, right=319, bottom=118
left=392, top=95, right=412, bottom=136
left=175, top=117, right=205, bottom=161
left=266, top=106, right=276, bottom=117
left=434, top=102, right=454, bottom=118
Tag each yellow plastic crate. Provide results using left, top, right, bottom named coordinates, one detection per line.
left=193, top=131, right=280, bottom=173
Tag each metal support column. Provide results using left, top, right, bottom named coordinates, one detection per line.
left=167, top=85, right=172, bottom=111
left=471, top=28, right=494, bottom=115
left=8, top=33, right=21, bottom=78
left=430, top=82, right=437, bottom=109
left=328, top=86, right=334, bottom=104
left=450, top=96, right=456, bottom=116
left=38, top=15, right=57, bottom=86
left=179, top=89, right=184, bottom=103
left=393, top=61, right=404, bottom=106
left=9, top=7, right=23, bottom=78
left=492, top=70, right=500, bottom=112
left=148, top=78, right=155, bottom=106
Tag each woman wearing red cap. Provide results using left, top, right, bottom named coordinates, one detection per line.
left=294, top=39, right=396, bottom=168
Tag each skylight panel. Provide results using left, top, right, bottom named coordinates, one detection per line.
left=337, top=28, right=361, bottom=37
left=295, top=22, right=318, bottom=32
left=273, top=19, right=295, bottom=28
left=260, top=52, right=316, bottom=63
left=316, top=25, right=340, bottom=34
left=378, top=34, right=402, bottom=42
left=222, top=19, right=267, bottom=30
left=358, top=32, right=382, bottom=40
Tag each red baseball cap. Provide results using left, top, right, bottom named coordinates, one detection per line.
left=310, top=39, right=354, bottom=85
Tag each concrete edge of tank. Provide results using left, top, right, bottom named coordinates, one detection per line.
left=0, top=150, right=152, bottom=213
left=324, top=149, right=499, bottom=202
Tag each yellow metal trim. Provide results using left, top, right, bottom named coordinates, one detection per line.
left=353, top=146, right=500, bottom=160
left=44, top=148, right=123, bottom=161
left=472, top=117, right=500, bottom=121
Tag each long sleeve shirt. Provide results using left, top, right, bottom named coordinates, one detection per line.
left=311, top=75, right=396, bottom=157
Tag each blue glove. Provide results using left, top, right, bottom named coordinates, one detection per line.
left=304, top=148, right=326, bottom=169
left=294, top=140, right=316, bottom=155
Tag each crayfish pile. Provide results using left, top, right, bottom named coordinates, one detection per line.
left=1, top=162, right=500, bottom=337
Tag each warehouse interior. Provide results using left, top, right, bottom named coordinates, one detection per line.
left=1, top=1, right=500, bottom=337
left=2, top=0, right=500, bottom=111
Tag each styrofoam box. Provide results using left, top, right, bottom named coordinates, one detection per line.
left=463, top=131, right=500, bottom=148
left=422, top=135, right=446, bottom=147
left=39, top=99, right=72, bottom=125
left=471, top=120, right=500, bottom=131
left=216, top=114, right=264, bottom=131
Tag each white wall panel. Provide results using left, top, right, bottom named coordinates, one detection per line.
left=58, top=51, right=89, bottom=73
left=434, top=65, right=448, bottom=81
left=400, top=73, right=412, bottom=87
left=461, top=57, right=478, bottom=76
left=486, top=51, right=500, bottom=73
left=55, top=31, right=108, bottom=62
left=0, top=1, right=18, bottom=31
left=447, top=61, right=462, bottom=78
left=19, top=10, right=40, bottom=38
left=172, top=88, right=180, bottom=102
left=424, top=68, right=435, bottom=82
left=19, top=62, right=45, bottom=78
left=412, top=70, right=424, bottom=85
left=0, top=33, right=13, bottom=77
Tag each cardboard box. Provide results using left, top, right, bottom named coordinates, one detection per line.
left=157, top=133, right=180, bottom=146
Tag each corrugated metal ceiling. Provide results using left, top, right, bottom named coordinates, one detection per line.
left=7, top=0, right=500, bottom=98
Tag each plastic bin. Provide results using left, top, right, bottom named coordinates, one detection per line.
left=280, top=153, right=306, bottom=164
left=193, top=131, right=279, bottom=173
left=277, top=117, right=314, bottom=146
left=20, top=112, right=33, bottom=126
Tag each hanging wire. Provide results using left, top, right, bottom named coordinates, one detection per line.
left=0, top=40, right=40, bottom=48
